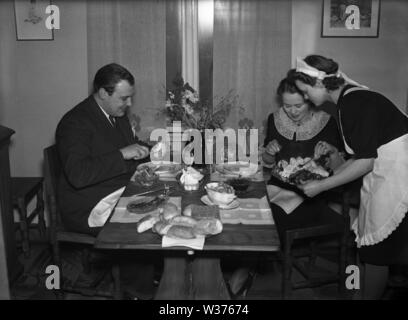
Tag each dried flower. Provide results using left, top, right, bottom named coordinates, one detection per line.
left=157, top=76, right=241, bottom=130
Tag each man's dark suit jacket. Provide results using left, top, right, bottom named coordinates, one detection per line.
left=56, top=95, right=149, bottom=235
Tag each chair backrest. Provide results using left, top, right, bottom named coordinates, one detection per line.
left=44, top=145, right=62, bottom=229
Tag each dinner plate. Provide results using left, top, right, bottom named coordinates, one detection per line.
left=137, top=161, right=183, bottom=174
left=200, top=195, right=240, bottom=210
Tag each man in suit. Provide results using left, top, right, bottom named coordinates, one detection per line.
left=56, top=63, right=150, bottom=236
left=56, top=63, right=156, bottom=299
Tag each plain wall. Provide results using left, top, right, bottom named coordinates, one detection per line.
left=1, top=0, right=408, bottom=178
left=0, top=0, right=88, bottom=177
left=292, top=0, right=408, bottom=111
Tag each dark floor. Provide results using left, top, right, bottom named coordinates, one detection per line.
left=9, top=228, right=408, bottom=300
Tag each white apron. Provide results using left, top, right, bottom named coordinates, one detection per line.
left=339, top=87, right=408, bottom=247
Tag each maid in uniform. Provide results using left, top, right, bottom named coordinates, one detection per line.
left=289, top=55, right=408, bottom=299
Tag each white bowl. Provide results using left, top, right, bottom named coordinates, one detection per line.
left=205, top=182, right=236, bottom=206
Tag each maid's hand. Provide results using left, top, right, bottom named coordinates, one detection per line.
left=298, top=180, right=325, bottom=198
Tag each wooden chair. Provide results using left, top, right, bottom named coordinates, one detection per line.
left=12, top=177, right=46, bottom=257
left=279, top=182, right=360, bottom=299
left=43, top=145, right=121, bottom=299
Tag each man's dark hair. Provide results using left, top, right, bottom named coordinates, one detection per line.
left=93, top=63, right=134, bottom=95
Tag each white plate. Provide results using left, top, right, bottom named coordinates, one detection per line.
left=200, top=195, right=240, bottom=210
left=137, top=161, right=182, bottom=174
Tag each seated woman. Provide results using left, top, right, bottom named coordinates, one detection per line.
left=263, top=76, right=346, bottom=241
left=226, top=77, right=346, bottom=298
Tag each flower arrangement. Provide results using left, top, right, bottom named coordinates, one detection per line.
left=159, top=74, right=240, bottom=130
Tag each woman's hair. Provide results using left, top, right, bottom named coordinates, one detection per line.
left=276, top=75, right=304, bottom=105
left=288, top=55, right=345, bottom=90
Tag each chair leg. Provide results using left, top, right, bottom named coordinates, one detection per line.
left=17, top=198, right=30, bottom=258
left=112, top=264, right=122, bottom=300
left=338, top=234, right=347, bottom=298
left=82, top=248, right=92, bottom=274
left=51, top=240, right=65, bottom=299
left=36, top=184, right=47, bottom=238
left=282, top=237, right=293, bottom=300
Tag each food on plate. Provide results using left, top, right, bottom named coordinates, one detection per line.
left=178, top=166, right=204, bottom=191
left=166, top=225, right=196, bottom=239
left=205, top=182, right=236, bottom=206
left=136, top=214, right=160, bottom=233
left=170, top=215, right=198, bottom=227
left=133, top=167, right=159, bottom=187
left=217, top=161, right=259, bottom=177
left=159, top=202, right=180, bottom=221
left=274, top=157, right=330, bottom=185
left=127, top=194, right=167, bottom=214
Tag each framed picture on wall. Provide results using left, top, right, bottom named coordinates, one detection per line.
left=322, top=0, right=380, bottom=37
left=14, top=0, right=54, bottom=40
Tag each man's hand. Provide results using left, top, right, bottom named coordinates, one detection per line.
left=265, top=140, right=281, bottom=156
left=120, top=144, right=150, bottom=160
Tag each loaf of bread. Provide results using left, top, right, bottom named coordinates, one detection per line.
left=166, top=225, right=196, bottom=239
left=193, top=219, right=223, bottom=236
left=136, top=214, right=160, bottom=233
left=169, top=215, right=198, bottom=227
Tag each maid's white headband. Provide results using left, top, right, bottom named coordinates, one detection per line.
left=295, top=57, right=368, bottom=89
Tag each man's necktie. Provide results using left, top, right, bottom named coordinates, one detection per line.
left=109, top=115, right=118, bottom=129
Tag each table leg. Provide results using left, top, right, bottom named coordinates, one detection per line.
left=155, top=255, right=230, bottom=300
left=155, top=256, right=190, bottom=300
left=192, top=257, right=230, bottom=300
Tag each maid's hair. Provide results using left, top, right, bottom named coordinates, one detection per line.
left=289, top=55, right=345, bottom=91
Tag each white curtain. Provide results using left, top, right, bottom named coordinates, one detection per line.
left=213, top=0, right=292, bottom=144
left=87, top=0, right=166, bottom=141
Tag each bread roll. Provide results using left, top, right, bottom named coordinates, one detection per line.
left=193, top=219, right=223, bottom=236
left=170, top=215, right=197, bottom=227
left=152, top=221, right=172, bottom=235
left=183, top=204, right=194, bottom=217
left=159, top=203, right=180, bottom=221
left=166, top=225, right=196, bottom=239
left=136, top=214, right=160, bottom=233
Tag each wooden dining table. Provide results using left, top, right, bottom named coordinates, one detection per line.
left=94, top=167, right=280, bottom=300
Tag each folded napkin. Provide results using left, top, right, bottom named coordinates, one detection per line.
left=266, top=184, right=304, bottom=214
left=220, top=196, right=274, bottom=225
left=162, top=235, right=205, bottom=250
left=88, top=187, right=126, bottom=227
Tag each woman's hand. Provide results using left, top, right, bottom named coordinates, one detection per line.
left=314, top=141, right=336, bottom=159
left=265, top=140, right=281, bottom=156
left=298, top=180, right=327, bottom=198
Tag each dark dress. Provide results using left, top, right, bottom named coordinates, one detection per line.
left=264, top=108, right=345, bottom=242
left=337, top=85, right=408, bottom=266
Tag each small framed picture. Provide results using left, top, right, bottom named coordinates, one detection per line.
left=14, top=0, right=54, bottom=41
left=322, top=0, right=380, bottom=37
